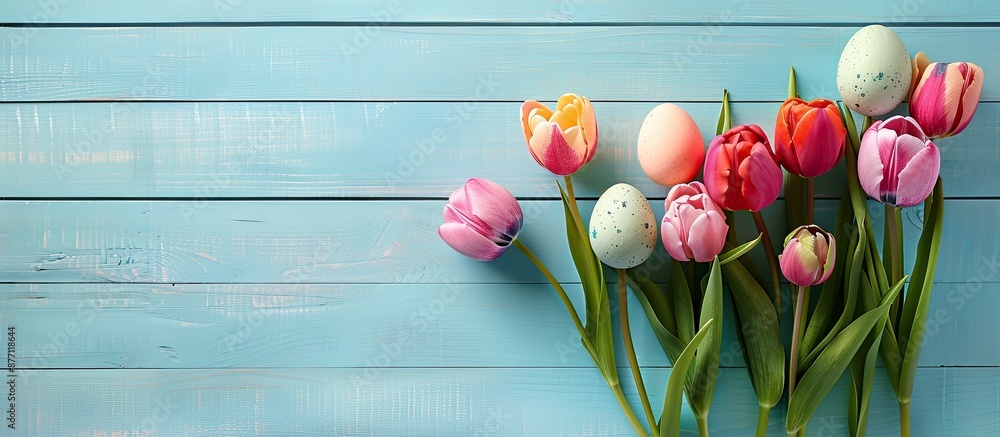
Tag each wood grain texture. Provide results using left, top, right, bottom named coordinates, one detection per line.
left=6, top=367, right=996, bottom=436
left=1, top=281, right=994, bottom=370
left=2, top=0, right=997, bottom=24
left=0, top=101, right=995, bottom=199
left=0, top=199, right=996, bottom=284
left=2, top=26, right=998, bottom=102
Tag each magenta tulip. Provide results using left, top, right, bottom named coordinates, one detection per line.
left=857, top=116, right=940, bottom=207
left=438, top=178, right=524, bottom=261
left=773, top=98, right=847, bottom=178
left=909, top=52, right=984, bottom=139
left=661, top=181, right=729, bottom=263
left=780, top=225, right=836, bottom=287
left=520, top=93, right=599, bottom=175
left=704, top=124, right=783, bottom=212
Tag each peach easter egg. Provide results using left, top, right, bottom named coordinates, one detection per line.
left=637, top=104, right=706, bottom=186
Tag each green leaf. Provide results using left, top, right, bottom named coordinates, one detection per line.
left=671, top=262, right=697, bottom=345
left=716, top=89, right=731, bottom=135
left=660, top=319, right=715, bottom=437
left=627, top=270, right=683, bottom=359
left=847, top=273, right=886, bottom=437
left=800, top=224, right=862, bottom=372
left=897, top=180, right=945, bottom=402
left=786, top=276, right=906, bottom=434
left=719, top=234, right=761, bottom=265
left=722, top=258, right=785, bottom=409
left=788, top=66, right=798, bottom=99
left=688, top=258, right=724, bottom=420
left=557, top=182, right=617, bottom=382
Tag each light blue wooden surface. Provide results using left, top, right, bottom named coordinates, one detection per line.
left=0, top=1, right=997, bottom=436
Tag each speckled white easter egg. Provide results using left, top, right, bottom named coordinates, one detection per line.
left=637, top=104, right=706, bottom=186
left=589, top=183, right=657, bottom=269
left=837, top=25, right=912, bottom=117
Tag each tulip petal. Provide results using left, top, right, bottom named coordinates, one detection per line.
left=438, top=222, right=508, bottom=261
left=528, top=122, right=584, bottom=175
left=739, top=142, right=782, bottom=211
left=520, top=101, right=551, bottom=142
left=953, top=64, right=984, bottom=136
left=688, top=210, right=728, bottom=262
left=894, top=140, right=940, bottom=207
left=662, top=219, right=691, bottom=261
left=780, top=241, right=822, bottom=287
left=796, top=107, right=846, bottom=177
left=857, top=126, right=887, bottom=202
left=579, top=97, right=599, bottom=163
left=448, top=178, right=523, bottom=243
left=818, top=235, right=836, bottom=284
left=910, top=51, right=932, bottom=97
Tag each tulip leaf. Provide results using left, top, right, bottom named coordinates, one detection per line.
left=719, top=234, right=761, bottom=265
left=786, top=276, right=906, bottom=434
left=722, top=257, right=784, bottom=409
left=670, top=262, right=697, bottom=346
left=847, top=279, right=886, bottom=437
left=557, top=182, right=617, bottom=382
left=688, top=258, right=724, bottom=421
left=897, top=179, right=945, bottom=403
left=660, top=318, right=715, bottom=437
left=627, top=270, right=682, bottom=358
left=716, top=89, right=731, bottom=135
left=788, top=66, right=798, bottom=99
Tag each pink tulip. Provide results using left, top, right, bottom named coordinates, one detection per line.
left=857, top=116, right=940, bottom=207
left=438, top=178, right=524, bottom=261
left=520, top=93, right=599, bottom=175
left=661, top=181, right=729, bottom=263
left=909, top=52, right=984, bottom=138
left=780, top=225, right=836, bottom=287
left=703, top=124, right=783, bottom=212
left=773, top=98, right=847, bottom=178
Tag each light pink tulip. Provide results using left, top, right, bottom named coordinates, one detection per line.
left=520, top=93, right=598, bottom=175
left=703, top=124, right=783, bottom=212
left=780, top=225, right=836, bottom=287
left=438, top=178, right=523, bottom=261
left=857, top=116, right=940, bottom=207
left=661, top=181, right=729, bottom=263
left=909, top=52, right=984, bottom=138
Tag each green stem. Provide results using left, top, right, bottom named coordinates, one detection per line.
left=610, top=382, right=652, bottom=437
left=697, top=415, right=710, bottom=437
left=513, top=240, right=592, bottom=353
left=886, top=205, right=903, bottom=284
left=805, top=177, right=815, bottom=225
left=620, top=269, right=657, bottom=437
left=789, top=285, right=807, bottom=399
left=563, top=175, right=587, bottom=238
left=751, top=211, right=783, bottom=315
left=900, top=400, right=911, bottom=437
left=756, top=405, right=771, bottom=437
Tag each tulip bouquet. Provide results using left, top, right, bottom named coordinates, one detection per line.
left=436, top=24, right=982, bottom=437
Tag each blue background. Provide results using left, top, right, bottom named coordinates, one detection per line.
left=0, top=1, right=997, bottom=435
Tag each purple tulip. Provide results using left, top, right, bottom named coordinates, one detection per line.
left=780, top=225, right=836, bottom=287
left=438, top=178, right=524, bottom=261
left=661, top=181, right=729, bottom=263
left=857, top=116, right=940, bottom=207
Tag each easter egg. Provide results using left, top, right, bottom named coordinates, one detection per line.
left=637, top=103, right=706, bottom=186
left=589, top=183, right=657, bottom=269
left=837, top=25, right=912, bottom=117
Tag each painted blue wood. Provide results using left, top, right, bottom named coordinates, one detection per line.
left=5, top=368, right=995, bottom=436
left=0, top=199, right=995, bottom=284
left=2, top=1, right=995, bottom=24
left=0, top=281, right=993, bottom=370
left=2, top=27, right=998, bottom=102
left=0, top=101, right=995, bottom=199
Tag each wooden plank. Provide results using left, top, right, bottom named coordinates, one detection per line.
left=4, top=367, right=995, bottom=436
left=1, top=281, right=994, bottom=370
left=1, top=0, right=995, bottom=24
left=0, top=101, right=995, bottom=199
left=0, top=200, right=995, bottom=284
left=2, top=26, right=998, bottom=102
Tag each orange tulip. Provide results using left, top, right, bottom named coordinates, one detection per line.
left=773, top=98, right=847, bottom=178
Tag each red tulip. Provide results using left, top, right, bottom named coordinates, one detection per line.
left=703, top=124, right=783, bottom=212
left=438, top=178, right=524, bottom=261
left=520, top=93, right=598, bottom=175
left=909, top=52, right=984, bottom=138
left=857, top=116, right=940, bottom=207
left=661, top=181, right=728, bottom=263
left=780, top=225, right=836, bottom=287
left=773, top=98, right=847, bottom=178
